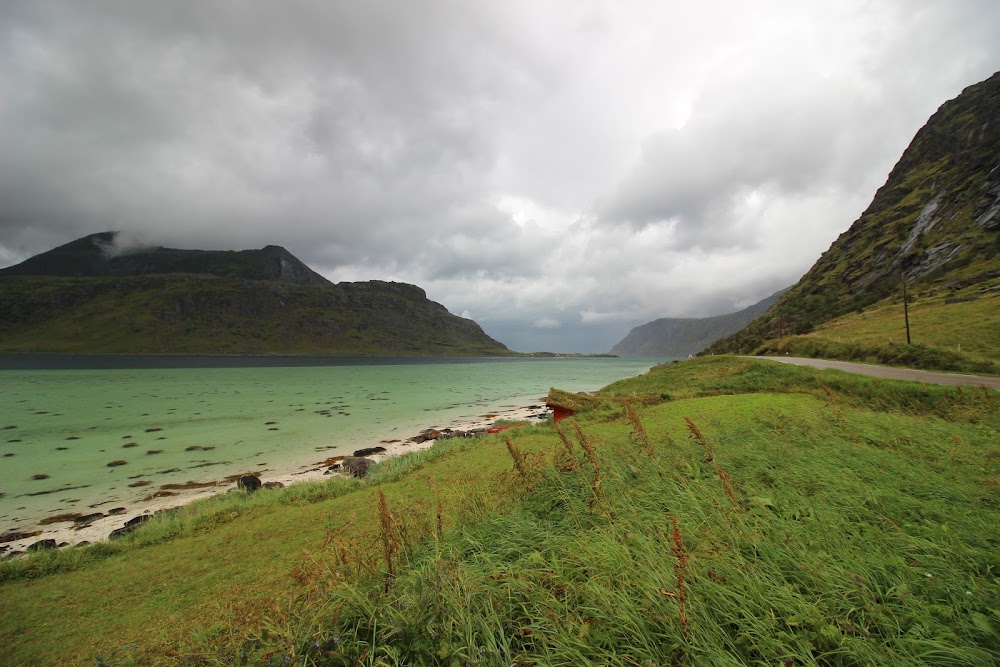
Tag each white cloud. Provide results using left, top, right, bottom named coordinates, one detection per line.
left=1, top=0, right=999, bottom=352
left=532, top=317, right=561, bottom=329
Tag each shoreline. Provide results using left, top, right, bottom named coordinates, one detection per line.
left=0, top=401, right=551, bottom=554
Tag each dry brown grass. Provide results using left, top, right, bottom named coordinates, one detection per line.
left=573, top=422, right=602, bottom=512
left=626, top=400, right=655, bottom=456
left=554, top=422, right=579, bottom=471
left=685, top=417, right=739, bottom=510
left=505, top=435, right=530, bottom=481
left=377, top=487, right=399, bottom=593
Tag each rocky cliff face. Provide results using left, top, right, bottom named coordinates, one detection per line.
left=0, top=235, right=509, bottom=356
left=706, top=71, right=1000, bottom=354
left=610, top=288, right=788, bottom=357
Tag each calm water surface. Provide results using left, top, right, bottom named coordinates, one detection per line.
left=0, top=357, right=658, bottom=529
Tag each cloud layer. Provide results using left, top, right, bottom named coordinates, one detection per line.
left=2, top=1, right=998, bottom=351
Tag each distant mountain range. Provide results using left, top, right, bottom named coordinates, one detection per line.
left=609, top=288, right=789, bottom=357
left=0, top=232, right=509, bottom=356
left=706, top=71, right=1000, bottom=363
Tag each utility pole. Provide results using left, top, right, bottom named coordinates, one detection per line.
left=901, top=271, right=911, bottom=345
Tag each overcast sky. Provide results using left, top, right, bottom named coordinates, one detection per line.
left=1, top=1, right=998, bottom=352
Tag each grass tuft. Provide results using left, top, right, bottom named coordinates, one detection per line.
left=573, top=422, right=603, bottom=513
left=670, top=514, right=689, bottom=634
left=626, top=400, right=655, bottom=455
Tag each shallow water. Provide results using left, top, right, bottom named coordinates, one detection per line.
left=0, top=357, right=657, bottom=530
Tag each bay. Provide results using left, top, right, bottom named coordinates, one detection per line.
left=0, top=356, right=658, bottom=535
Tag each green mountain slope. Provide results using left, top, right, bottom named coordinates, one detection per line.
left=705, top=71, right=1000, bottom=364
left=0, top=234, right=509, bottom=356
left=610, top=287, right=788, bottom=357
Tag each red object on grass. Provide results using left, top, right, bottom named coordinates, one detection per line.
left=546, top=403, right=575, bottom=424
left=486, top=423, right=528, bottom=434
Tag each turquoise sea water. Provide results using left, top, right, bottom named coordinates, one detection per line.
left=0, top=357, right=656, bottom=531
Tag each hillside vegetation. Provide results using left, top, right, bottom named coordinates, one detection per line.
left=706, top=72, right=1000, bottom=370
left=0, top=233, right=509, bottom=356
left=756, top=289, right=1000, bottom=375
left=2, top=357, right=997, bottom=665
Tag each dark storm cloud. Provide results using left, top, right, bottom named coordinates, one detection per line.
left=2, top=1, right=999, bottom=352
left=0, top=0, right=542, bottom=259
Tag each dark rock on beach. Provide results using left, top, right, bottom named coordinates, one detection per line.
left=73, top=512, right=105, bottom=525
left=352, top=446, right=387, bottom=457
left=27, top=539, right=58, bottom=551
left=110, top=514, right=151, bottom=539
left=237, top=475, right=262, bottom=492
left=341, top=456, right=374, bottom=478
left=1, top=529, right=42, bottom=544
left=262, top=481, right=285, bottom=490
left=39, top=513, right=82, bottom=526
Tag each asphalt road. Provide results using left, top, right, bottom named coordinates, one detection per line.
left=752, top=356, right=1000, bottom=390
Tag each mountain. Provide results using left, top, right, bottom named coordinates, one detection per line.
left=705, top=71, right=1000, bottom=362
left=0, top=232, right=509, bottom=356
left=0, top=231, right=332, bottom=286
left=609, top=288, right=788, bottom=357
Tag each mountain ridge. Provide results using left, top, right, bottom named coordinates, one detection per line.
left=610, top=287, right=789, bottom=357
left=0, top=231, right=333, bottom=287
left=0, top=233, right=509, bottom=356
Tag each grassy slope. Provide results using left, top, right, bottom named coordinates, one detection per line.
left=801, top=291, right=999, bottom=359
left=1, top=357, right=998, bottom=665
left=752, top=289, right=1000, bottom=374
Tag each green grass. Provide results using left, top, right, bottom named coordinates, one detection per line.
left=783, top=291, right=1000, bottom=367
left=705, top=289, right=1000, bottom=374
left=744, top=289, right=1000, bottom=375
left=1, top=357, right=998, bottom=665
